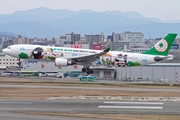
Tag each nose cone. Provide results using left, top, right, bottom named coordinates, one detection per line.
left=2, top=49, right=6, bottom=54
left=2, top=47, right=19, bottom=58
left=2, top=48, right=11, bottom=56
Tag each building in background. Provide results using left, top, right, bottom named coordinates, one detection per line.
left=176, top=37, right=180, bottom=49
left=55, top=32, right=81, bottom=46
left=21, top=59, right=83, bottom=72
left=13, top=35, right=29, bottom=44
left=110, top=42, right=129, bottom=51
left=64, top=44, right=89, bottom=49
left=33, top=38, right=48, bottom=45
left=107, top=35, right=113, bottom=42
left=92, top=42, right=111, bottom=50
left=112, top=32, right=121, bottom=42
left=2, top=38, right=14, bottom=49
left=112, top=31, right=145, bottom=48
left=92, top=44, right=102, bottom=50
left=0, top=38, right=3, bottom=52
left=66, top=32, right=81, bottom=44
left=84, top=32, right=104, bottom=49
left=55, top=35, right=66, bottom=46
left=0, top=53, right=19, bottom=67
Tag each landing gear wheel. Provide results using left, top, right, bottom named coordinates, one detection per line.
left=89, top=69, right=93, bottom=74
left=17, top=61, right=23, bottom=68
left=82, top=68, right=86, bottom=72
left=82, top=66, right=94, bottom=75
left=86, top=71, right=91, bottom=75
left=86, top=69, right=93, bottom=75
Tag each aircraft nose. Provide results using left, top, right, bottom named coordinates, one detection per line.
left=2, top=48, right=9, bottom=55
left=2, top=49, right=6, bottom=53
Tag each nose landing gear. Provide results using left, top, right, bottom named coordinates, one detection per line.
left=17, top=60, right=23, bottom=68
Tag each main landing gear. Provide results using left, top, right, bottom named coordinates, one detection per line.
left=82, top=66, right=93, bottom=75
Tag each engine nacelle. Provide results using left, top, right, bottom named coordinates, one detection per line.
left=55, top=58, right=74, bottom=67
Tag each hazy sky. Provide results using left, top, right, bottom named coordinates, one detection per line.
left=0, top=0, right=179, bottom=21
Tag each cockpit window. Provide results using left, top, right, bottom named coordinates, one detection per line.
left=7, top=47, right=11, bottom=49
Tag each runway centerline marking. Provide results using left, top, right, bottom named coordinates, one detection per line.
left=0, top=102, right=33, bottom=104
left=98, top=106, right=163, bottom=109
left=104, top=101, right=164, bottom=105
left=98, top=101, right=164, bottom=109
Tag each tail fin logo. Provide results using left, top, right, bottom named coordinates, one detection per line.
left=154, top=39, right=168, bottom=52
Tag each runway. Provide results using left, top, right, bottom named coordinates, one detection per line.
left=1, top=84, right=180, bottom=92
left=1, top=82, right=180, bottom=119
left=0, top=112, right=103, bottom=120
left=1, top=99, right=180, bottom=116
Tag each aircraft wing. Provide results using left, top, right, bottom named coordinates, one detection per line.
left=67, top=48, right=110, bottom=64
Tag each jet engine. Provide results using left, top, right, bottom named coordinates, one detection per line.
left=55, top=58, right=74, bottom=67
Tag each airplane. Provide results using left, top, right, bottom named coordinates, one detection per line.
left=2, top=33, right=177, bottom=75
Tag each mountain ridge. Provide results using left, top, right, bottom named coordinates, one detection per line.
left=0, top=7, right=179, bottom=38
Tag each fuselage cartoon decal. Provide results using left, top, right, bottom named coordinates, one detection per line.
left=19, top=52, right=28, bottom=59
left=32, top=47, right=44, bottom=59
left=95, top=53, right=141, bottom=67
left=16, top=46, right=143, bottom=67
left=127, top=61, right=140, bottom=66
left=46, top=48, right=53, bottom=53
left=114, top=54, right=127, bottom=66
left=29, top=47, right=64, bottom=61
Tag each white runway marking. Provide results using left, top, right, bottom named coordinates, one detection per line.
left=98, top=101, right=164, bottom=109
left=0, top=102, right=33, bottom=104
left=98, top=106, right=163, bottom=109
left=104, top=101, right=164, bottom=105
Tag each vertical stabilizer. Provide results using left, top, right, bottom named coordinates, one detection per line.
left=142, top=33, right=177, bottom=56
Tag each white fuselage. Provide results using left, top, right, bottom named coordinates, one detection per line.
left=2, top=44, right=164, bottom=67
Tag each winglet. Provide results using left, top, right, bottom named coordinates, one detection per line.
left=103, top=48, right=110, bottom=52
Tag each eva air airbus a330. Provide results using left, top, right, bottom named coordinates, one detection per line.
left=3, top=33, right=177, bottom=75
